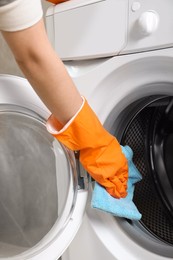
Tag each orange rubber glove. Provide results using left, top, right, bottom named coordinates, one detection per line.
left=46, top=0, right=69, bottom=4
left=46, top=98, right=128, bottom=198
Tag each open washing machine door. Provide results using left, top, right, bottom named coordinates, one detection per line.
left=0, top=75, right=88, bottom=260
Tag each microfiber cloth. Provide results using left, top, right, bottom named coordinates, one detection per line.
left=91, top=145, right=142, bottom=220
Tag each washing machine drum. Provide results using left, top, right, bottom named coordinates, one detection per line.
left=0, top=75, right=88, bottom=260
left=120, top=96, right=173, bottom=255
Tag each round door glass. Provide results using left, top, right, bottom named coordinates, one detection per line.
left=0, top=104, right=77, bottom=258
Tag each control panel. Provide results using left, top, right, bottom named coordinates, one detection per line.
left=123, top=0, right=173, bottom=54
left=46, top=0, right=173, bottom=60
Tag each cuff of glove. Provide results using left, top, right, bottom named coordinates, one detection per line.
left=46, top=96, right=85, bottom=134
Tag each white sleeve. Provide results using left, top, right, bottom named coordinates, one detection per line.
left=0, top=0, right=43, bottom=32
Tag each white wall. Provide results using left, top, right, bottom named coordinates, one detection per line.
left=0, top=1, right=51, bottom=77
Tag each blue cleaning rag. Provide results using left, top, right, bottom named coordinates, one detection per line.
left=91, top=145, right=142, bottom=220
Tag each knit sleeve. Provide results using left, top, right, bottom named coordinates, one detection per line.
left=0, top=0, right=43, bottom=31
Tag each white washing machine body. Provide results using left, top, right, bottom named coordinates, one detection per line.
left=45, top=0, right=173, bottom=259
left=62, top=47, right=173, bottom=260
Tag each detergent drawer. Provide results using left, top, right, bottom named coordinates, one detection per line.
left=46, top=0, right=128, bottom=60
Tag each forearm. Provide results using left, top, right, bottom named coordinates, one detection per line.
left=2, top=19, right=83, bottom=124
left=0, top=0, right=129, bottom=199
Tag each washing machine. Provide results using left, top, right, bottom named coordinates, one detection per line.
left=45, top=0, right=173, bottom=259
left=0, top=0, right=173, bottom=259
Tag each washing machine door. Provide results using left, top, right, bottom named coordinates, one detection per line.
left=0, top=75, right=88, bottom=260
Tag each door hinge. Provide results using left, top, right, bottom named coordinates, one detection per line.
left=75, top=151, right=89, bottom=190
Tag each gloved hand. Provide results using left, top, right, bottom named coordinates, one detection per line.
left=46, top=98, right=128, bottom=198
left=46, top=0, right=69, bottom=4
